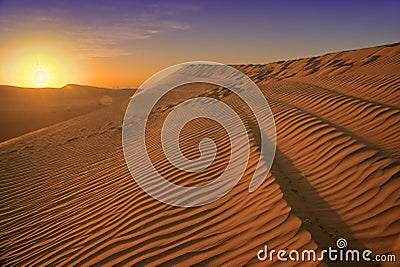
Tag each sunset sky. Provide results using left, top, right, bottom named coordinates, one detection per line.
left=1, top=0, right=399, bottom=88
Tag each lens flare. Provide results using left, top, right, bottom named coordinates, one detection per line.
left=32, top=68, right=49, bottom=87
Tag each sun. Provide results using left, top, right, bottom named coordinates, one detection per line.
left=32, top=68, right=49, bottom=87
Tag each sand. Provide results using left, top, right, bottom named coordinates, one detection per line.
left=0, top=43, right=399, bottom=266
left=0, top=84, right=133, bottom=142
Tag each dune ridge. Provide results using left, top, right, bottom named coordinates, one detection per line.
left=1, top=43, right=399, bottom=266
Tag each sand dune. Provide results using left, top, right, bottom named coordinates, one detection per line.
left=0, top=84, right=133, bottom=142
left=1, top=43, right=399, bottom=266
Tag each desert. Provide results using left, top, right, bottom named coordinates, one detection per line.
left=1, top=43, right=399, bottom=266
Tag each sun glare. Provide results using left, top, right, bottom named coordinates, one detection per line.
left=32, top=68, right=49, bottom=87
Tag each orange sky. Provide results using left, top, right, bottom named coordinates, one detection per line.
left=0, top=32, right=165, bottom=88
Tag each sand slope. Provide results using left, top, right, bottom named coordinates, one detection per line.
left=1, top=43, right=399, bottom=266
left=0, top=84, right=133, bottom=142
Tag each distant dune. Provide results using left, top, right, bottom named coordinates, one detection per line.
left=0, top=84, right=134, bottom=142
left=1, top=43, right=399, bottom=266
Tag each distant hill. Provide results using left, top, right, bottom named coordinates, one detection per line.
left=0, top=84, right=134, bottom=142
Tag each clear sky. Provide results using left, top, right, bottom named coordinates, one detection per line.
left=0, top=0, right=399, bottom=88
